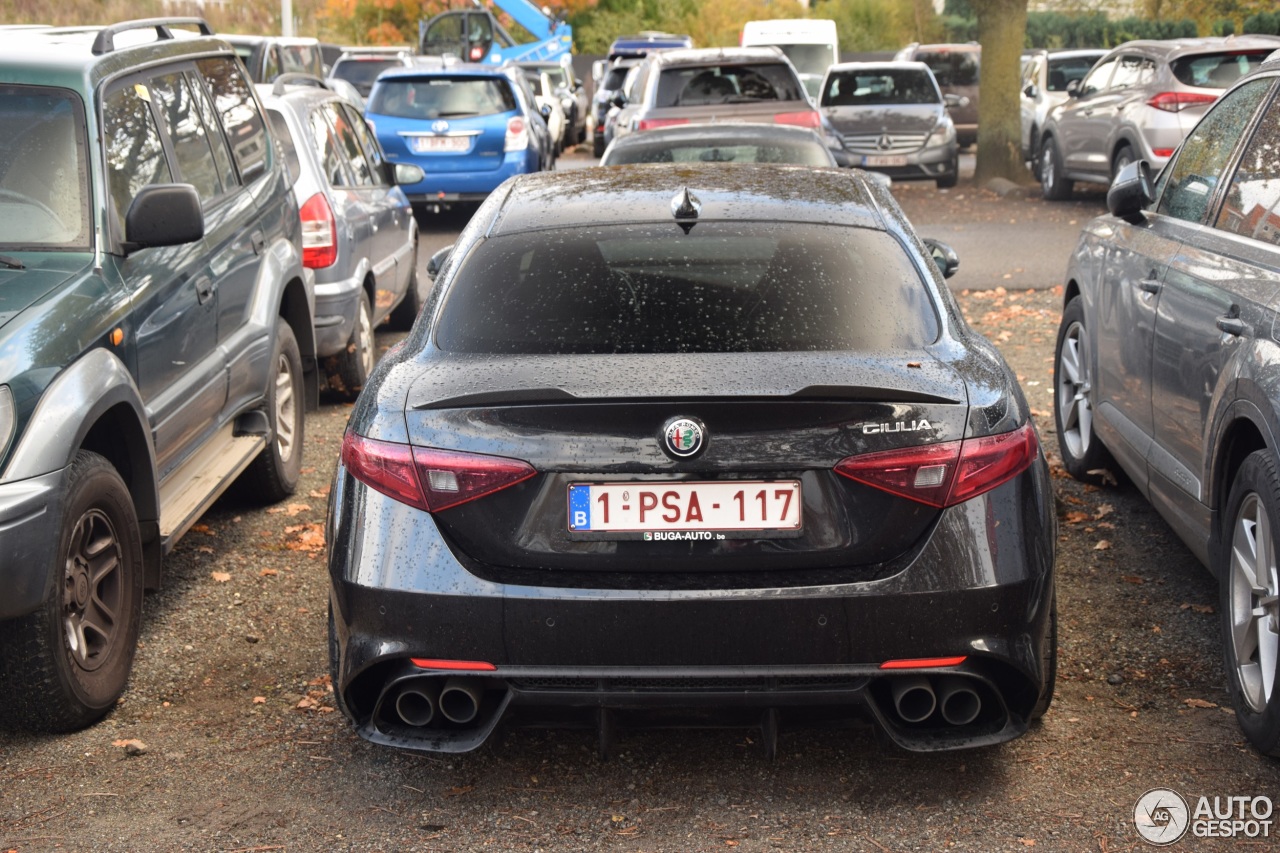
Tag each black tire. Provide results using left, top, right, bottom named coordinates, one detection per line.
left=332, top=290, right=375, bottom=401
left=0, top=451, right=143, bottom=732
left=592, top=133, right=605, bottom=158
left=1111, top=144, right=1136, bottom=182
left=1029, top=128, right=1042, bottom=180
left=1040, top=137, right=1073, bottom=201
left=241, top=318, right=304, bottom=502
left=1219, top=451, right=1280, bottom=756
left=1030, top=590, right=1057, bottom=721
left=1053, top=295, right=1114, bottom=481
left=936, top=164, right=958, bottom=189
left=388, top=252, right=421, bottom=331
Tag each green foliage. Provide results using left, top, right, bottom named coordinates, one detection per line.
left=813, top=0, right=924, bottom=52
left=1243, top=11, right=1280, bottom=35
left=949, top=10, right=1205, bottom=49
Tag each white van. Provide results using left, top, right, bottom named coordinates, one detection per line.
left=740, top=19, right=838, bottom=99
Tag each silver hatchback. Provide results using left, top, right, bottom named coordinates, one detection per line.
left=258, top=77, right=423, bottom=399
left=1038, top=35, right=1280, bottom=200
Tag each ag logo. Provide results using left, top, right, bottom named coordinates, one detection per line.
left=1134, top=788, right=1190, bottom=845
left=662, top=417, right=705, bottom=459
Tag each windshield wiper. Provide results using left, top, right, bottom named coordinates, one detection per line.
left=0, top=254, right=25, bottom=270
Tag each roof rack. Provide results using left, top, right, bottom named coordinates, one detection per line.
left=271, top=72, right=332, bottom=96
left=91, top=17, right=214, bottom=56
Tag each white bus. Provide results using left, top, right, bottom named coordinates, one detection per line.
left=740, top=19, right=838, bottom=100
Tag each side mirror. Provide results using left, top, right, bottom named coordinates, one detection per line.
left=123, top=184, right=204, bottom=254
left=922, top=237, right=960, bottom=279
left=574, top=77, right=583, bottom=90
left=1066, top=79, right=1081, bottom=98
left=1107, top=159, right=1154, bottom=224
left=943, top=93, right=970, bottom=109
left=427, top=244, right=453, bottom=280
left=394, top=163, right=425, bottom=185
left=539, top=103, right=553, bottom=120
left=1023, top=84, right=1037, bottom=98
left=610, top=92, right=627, bottom=109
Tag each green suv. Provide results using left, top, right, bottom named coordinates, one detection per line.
left=0, top=18, right=317, bottom=731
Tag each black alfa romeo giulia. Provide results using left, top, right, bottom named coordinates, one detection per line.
left=326, top=164, right=1056, bottom=755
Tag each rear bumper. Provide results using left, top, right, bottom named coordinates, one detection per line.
left=842, top=140, right=958, bottom=183
left=393, top=152, right=536, bottom=199
left=312, top=272, right=363, bottom=357
left=327, top=457, right=1056, bottom=753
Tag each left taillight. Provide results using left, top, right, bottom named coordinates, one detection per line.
left=774, top=110, right=820, bottom=129
left=835, top=422, right=1038, bottom=508
left=299, top=192, right=337, bottom=269
left=1147, top=91, right=1217, bottom=113
left=342, top=431, right=536, bottom=513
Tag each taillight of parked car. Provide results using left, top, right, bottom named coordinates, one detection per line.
left=835, top=422, right=1038, bottom=508
left=774, top=110, right=820, bottom=129
left=1147, top=91, right=1217, bottom=112
left=299, top=192, right=337, bottom=269
left=342, top=431, right=536, bottom=513
left=504, top=116, right=529, bottom=152
left=636, top=117, right=689, bottom=131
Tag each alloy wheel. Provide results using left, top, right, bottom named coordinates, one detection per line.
left=1056, top=318, right=1093, bottom=461
left=1229, top=493, right=1280, bottom=713
left=274, top=351, right=297, bottom=465
left=62, top=508, right=123, bottom=673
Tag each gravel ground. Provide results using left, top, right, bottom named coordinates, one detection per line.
left=3, top=184, right=1280, bottom=852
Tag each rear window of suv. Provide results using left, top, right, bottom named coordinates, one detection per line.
left=434, top=222, right=938, bottom=354
left=655, top=63, right=804, bottom=107
left=1171, top=50, right=1273, bottom=88
left=367, top=76, right=516, bottom=119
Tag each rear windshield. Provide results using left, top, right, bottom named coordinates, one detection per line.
left=656, top=63, right=804, bottom=107
left=602, top=64, right=635, bottom=90
left=822, top=69, right=938, bottom=106
left=778, top=44, right=837, bottom=79
left=604, top=137, right=833, bottom=166
left=1171, top=50, right=1273, bottom=89
left=367, top=76, right=516, bottom=119
left=524, top=73, right=546, bottom=97
left=332, top=58, right=402, bottom=91
left=434, top=222, right=938, bottom=354
left=915, top=50, right=979, bottom=87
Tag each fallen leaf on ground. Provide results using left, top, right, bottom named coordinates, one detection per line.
left=283, top=523, right=325, bottom=552
left=1180, top=602, right=1214, bottom=614
left=1122, top=575, right=1144, bottom=584
left=252, top=696, right=266, bottom=704
left=112, top=738, right=148, bottom=755
left=1094, top=540, right=1112, bottom=551
left=210, top=571, right=231, bottom=583
left=260, top=568, right=278, bottom=577
left=309, top=486, right=331, bottom=499
left=1064, top=511, right=1090, bottom=524
left=1094, top=503, right=1114, bottom=519
left=1184, top=698, right=1218, bottom=709
left=1086, top=468, right=1118, bottom=486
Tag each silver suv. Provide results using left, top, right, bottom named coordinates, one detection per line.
left=1037, top=35, right=1280, bottom=200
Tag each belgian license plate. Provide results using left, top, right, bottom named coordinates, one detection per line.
left=862, top=155, right=907, bottom=167
left=567, top=481, right=802, bottom=540
left=410, top=135, right=469, bottom=153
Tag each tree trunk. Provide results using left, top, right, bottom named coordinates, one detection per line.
left=972, top=0, right=1029, bottom=186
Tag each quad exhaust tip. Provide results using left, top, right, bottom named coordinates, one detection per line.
left=439, top=677, right=484, bottom=724
left=394, top=679, right=440, bottom=727
left=888, top=674, right=984, bottom=727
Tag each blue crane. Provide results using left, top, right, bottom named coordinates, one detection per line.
left=419, top=0, right=573, bottom=65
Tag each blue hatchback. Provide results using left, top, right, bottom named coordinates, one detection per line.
left=365, top=65, right=552, bottom=204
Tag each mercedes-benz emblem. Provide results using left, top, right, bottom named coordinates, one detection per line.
left=877, top=134, right=894, bottom=151
left=662, top=417, right=705, bottom=459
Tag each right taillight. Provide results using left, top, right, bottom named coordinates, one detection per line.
left=504, top=116, right=529, bottom=152
left=342, top=431, right=536, bottom=513
left=299, top=192, right=337, bottom=269
left=835, top=422, right=1038, bottom=508
left=1147, top=91, right=1217, bottom=112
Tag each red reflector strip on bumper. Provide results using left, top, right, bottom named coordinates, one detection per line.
left=410, top=658, right=498, bottom=671
left=880, top=656, right=967, bottom=669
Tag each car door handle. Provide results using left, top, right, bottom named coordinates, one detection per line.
left=1138, top=277, right=1162, bottom=294
left=251, top=230, right=265, bottom=255
left=1216, top=316, right=1246, bottom=337
left=194, top=275, right=215, bottom=305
